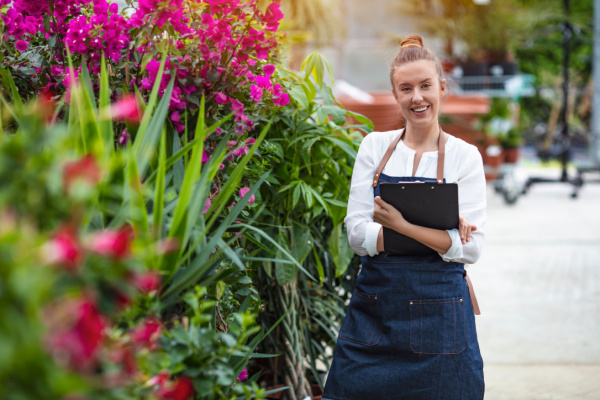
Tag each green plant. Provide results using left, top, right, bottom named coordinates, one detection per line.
left=0, top=54, right=291, bottom=399
left=245, top=52, right=372, bottom=399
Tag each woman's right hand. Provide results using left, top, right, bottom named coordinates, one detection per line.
left=458, top=215, right=477, bottom=245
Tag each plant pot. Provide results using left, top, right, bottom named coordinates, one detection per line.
left=503, top=147, right=520, bottom=164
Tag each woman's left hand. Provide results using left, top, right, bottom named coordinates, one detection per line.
left=458, top=215, right=477, bottom=244
left=373, top=196, right=408, bottom=232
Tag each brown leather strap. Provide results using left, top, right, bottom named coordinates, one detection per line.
left=372, top=127, right=446, bottom=188
left=436, top=127, right=445, bottom=184
left=464, top=270, right=481, bottom=315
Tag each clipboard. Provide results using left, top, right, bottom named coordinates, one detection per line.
left=379, top=182, right=459, bottom=256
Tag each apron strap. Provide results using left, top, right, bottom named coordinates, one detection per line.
left=464, top=270, right=481, bottom=315
left=372, top=127, right=446, bottom=188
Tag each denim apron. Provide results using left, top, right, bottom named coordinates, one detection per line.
left=323, top=133, right=485, bottom=400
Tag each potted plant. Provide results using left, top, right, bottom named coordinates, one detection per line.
left=497, top=128, right=522, bottom=164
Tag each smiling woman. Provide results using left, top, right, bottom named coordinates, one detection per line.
left=322, top=34, right=487, bottom=400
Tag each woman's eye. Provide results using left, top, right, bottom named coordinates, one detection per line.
left=401, top=87, right=410, bottom=92
left=422, top=84, right=431, bottom=89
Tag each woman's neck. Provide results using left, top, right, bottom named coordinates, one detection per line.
left=402, top=122, right=440, bottom=152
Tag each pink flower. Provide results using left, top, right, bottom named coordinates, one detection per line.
left=245, top=138, right=256, bottom=145
left=132, top=318, right=161, bottom=350
left=42, top=226, right=82, bottom=271
left=233, top=145, right=250, bottom=157
left=236, top=368, right=248, bottom=382
left=274, top=93, right=290, bottom=107
left=250, top=85, right=263, bottom=102
left=119, top=129, right=131, bottom=146
left=255, top=75, right=271, bottom=89
left=170, top=111, right=181, bottom=122
left=63, top=155, right=102, bottom=192
left=214, top=92, right=228, bottom=104
left=202, top=151, right=210, bottom=164
left=203, top=198, right=211, bottom=214
left=263, top=64, right=275, bottom=76
left=239, top=187, right=255, bottom=204
left=88, top=227, right=133, bottom=260
left=15, top=40, right=28, bottom=52
left=256, top=48, right=269, bottom=60
left=133, top=271, right=161, bottom=294
left=110, top=95, right=141, bottom=123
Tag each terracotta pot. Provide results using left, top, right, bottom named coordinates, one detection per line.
left=503, top=147, right=520, bottom=164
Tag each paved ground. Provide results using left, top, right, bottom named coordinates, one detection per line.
left=468, top=167, right=600, bottom=399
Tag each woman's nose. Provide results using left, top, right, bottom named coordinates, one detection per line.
left=412, top=89, right=423, bottom=103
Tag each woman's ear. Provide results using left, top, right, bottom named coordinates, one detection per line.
left=440, top=79, right=447, bottom=97
left=391, top=88, right=398, bottom=103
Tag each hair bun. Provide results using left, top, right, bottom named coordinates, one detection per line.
left=400, top=34, right=424, bottom=49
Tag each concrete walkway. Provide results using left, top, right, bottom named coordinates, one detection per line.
left=468, top=168, right=600, bottom=399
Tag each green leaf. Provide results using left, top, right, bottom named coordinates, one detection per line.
left=312, top=247, right=324, bottom=286
left=133, top=53, right=167, bottom=154
left=346, top=110, right=375, bottom=131
left=135, top=75, right=175, bottom=177
left=289, top=85, right=309, bottom=109
left=290, top=222, right=312, bottom=265
left=328, top=223, right=353, bottom=277
left=324, top=135, right=358, bottom=159
left=99, top=56, right=114, bottom=154
left=153, top=128, right=167, bottom=237
left=321, top=105, right=346, bottom=126
left=0, top=68, right=23, bottom=116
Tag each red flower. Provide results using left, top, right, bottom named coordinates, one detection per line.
left=132, top=270, right=161, bottom=294
left=110, top=94, right=141, bottom=124
left=158, top=376, right=195, bottom=400
left=88, top=226, right=133, bottom=260
left=63, top=155, right=102, bottom=192
left=48, top=298, right=106, bottom=370
left=42, top=226, right=82, bottom=271
left=132, top=318, right=161, bottom=350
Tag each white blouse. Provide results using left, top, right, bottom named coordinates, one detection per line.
left=344, top=129, right=487, bottom=265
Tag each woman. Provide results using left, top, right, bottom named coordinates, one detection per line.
left=322, top=34, right=487, bottom=400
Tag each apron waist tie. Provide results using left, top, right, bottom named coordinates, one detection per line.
left=464, top=270, right=481, bottom=315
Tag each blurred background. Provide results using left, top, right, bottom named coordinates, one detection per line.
left=275, top=0, right=600, bottom=398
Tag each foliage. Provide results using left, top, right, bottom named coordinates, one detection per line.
left=0, top=55, right=286, bottom=399
left=245, top=51, right=371, bottom=399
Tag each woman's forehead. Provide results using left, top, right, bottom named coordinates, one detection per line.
left=392, top=60, right=438, bottom=85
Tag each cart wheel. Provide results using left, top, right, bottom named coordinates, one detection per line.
left=503, top=190, right=519, bottom=205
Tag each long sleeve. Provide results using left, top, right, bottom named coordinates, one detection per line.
left=344, top=133, right=382, bottom=257
left=344, top=132, right=487, bottom=263
left=439, top=146, right=487, bottom=264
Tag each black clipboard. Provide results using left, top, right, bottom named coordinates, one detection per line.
left=379, top=182, right=459, bottom=256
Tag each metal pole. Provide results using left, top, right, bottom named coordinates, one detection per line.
left=560, top=0, right=571, bottom=182
left=593, top=0, right=600, bottom=164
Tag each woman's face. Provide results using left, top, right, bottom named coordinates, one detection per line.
left=391, top=60, right=446, bottom=130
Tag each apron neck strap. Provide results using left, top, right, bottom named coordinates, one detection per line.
left=372, top=127, right=446, bottom=188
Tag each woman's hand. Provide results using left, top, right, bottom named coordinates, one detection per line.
left=458, top=215, right=477, bottom=244
left=373, top=196, right=409, bottom=233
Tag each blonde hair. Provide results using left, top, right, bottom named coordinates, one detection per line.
left=389, top=34, right=444, bottom=90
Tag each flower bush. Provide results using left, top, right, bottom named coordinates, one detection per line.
left=0, top=62, right=283, bottom=399
left=0, top=0, right=375, bottom=398
left=0, top=0, right=287, bottom=136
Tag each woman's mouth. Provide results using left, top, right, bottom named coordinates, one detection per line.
left=411, top=105, right=430, bottom=115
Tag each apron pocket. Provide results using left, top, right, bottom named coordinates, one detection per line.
left=339, top=289, right=381, bottom=346
left=409, top=297, right=465, bottom=354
